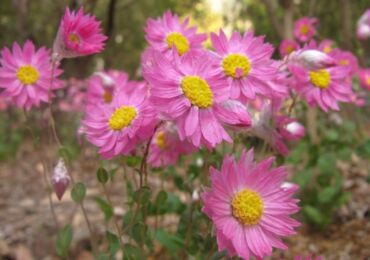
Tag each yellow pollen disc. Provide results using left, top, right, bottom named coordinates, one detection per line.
left=285, top=45, right=294, bottom=54
left=155, top=131, right=167, bottom=150
left=309, top=69, right=331, bottom=89
left=108, top=106, right=137, bottom=131
left=181, top=76, right=213, bottom=108
left=231, top=189, right=264, bottom=226
left=300, top=25, right=309, bottom=35
left=166, top=32, right=190, bottom=55
left=68, top=33, right=80, bottom=44
left=323, top=46, right=332, bottom=53
left=103, top=91, right=113, bottom=103
left=339, top=59, right=349, bottom=66
left=222, top=54, right=251, bottom=79
left=16, top=65, right=39, bottom=85
left=366, top=76, right=370, bottom=86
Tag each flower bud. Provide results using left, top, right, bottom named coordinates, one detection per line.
left=52, top=158, right=70, bottom=200
left=288, top=50, right=336, bottom=70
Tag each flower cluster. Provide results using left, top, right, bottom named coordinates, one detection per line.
left=0, top=6, right=368, bottom=260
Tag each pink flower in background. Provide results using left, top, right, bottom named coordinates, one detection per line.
left=143, top=51, right=246, bottom=149
left=52, top=158, right=70, bottom=200
left=82, top=87, right=157, bottom=159
left=279, top=39, right=299, bottom=57
left=148, top=123, right=196, bottom=167
left=144, top=10, right=207, bottom=57
left=356, top=9, right=370, bottom=40
left=58, top=78, right=86, bottom=112
left=0, top=41, right=63, bottom=110
left=358, top=68, right=370, bottom=90
left=289, top=64, right=353, bottom=111
left=318, top=39, right=336, bottom=54
left=0, top=96, right=10, bottom=111
left=210, top=30, right=285, bottom=102
left=294, top=17, right=318, bottom=42
left=86, top=70, right=128, bottom=106
left=201, top=149, right=300, bottom=259
left=330, top=49, right=359, bottom=76
left=53, top=7, right=107, bottom=59
left=250, top=100, right=304, bottom=156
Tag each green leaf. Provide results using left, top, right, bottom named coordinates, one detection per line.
left=106, top=231, right=120, bottom=255
left=155, top=190, right=167, bottom=207
left=71, top=182, right=86, bottom=203
left=125, top=156, right=141, bottom=167
left=210, top=250, right=228, bottom=260
left=96, top=253, right=110, bottom=260
left=303, top=205, right=324, bottom=225
left=97, top=167, right=109, bottom=184
left=131, top=222, right=146, bottom=245
left=55, top=224, right=73, bottom=257
left=317, top=154, right=336, bottom=173
left=153, top=229, right=184, bottom=253
left=319, top=186, right=339, bottom=204
left=123, top=244, right=143, bottom=260
left=325, top=130, right=339, bottom=141
left=95, top=197, right=113, bottom=221
left=133, top=186, right=151, bottom=205
left=58, top=146, right=72, bottom=161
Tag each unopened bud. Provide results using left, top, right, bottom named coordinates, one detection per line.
left=52, top=158, right=70, bottom=200
left=288, top=50, right=336, bottom=70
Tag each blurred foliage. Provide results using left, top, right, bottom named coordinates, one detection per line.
left=287, top=110, right=368, bottom=229
left=1, top=0, right=369, bottom=78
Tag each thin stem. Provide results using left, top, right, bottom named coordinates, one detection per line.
left=47, top=56, right=98, bottom=255
left=102, top=184, right=124, bottom=248
left=21, top=110, right=60, bottom=229
left=139, top=122, right=161, bottom=187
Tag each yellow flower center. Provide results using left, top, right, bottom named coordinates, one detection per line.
left=155, top=131, right=167, bottom=150
left=181, top=76, right=213, bottom=108
left=339, top=59, right=349, bottom=66
left=68, top=33, right=80, bottom=44
left=16, top=65, right=39, bottom=85
left=323, top=46, right=332, bottom=54
left=103, top=90, right=113, bottom=103
left=300, top=24, right=309, bottom=35
left=108, top=106, right=137, bottom=131
left=309, top=69, right=331, bottom=89
left=366, top=76, right=370, bottom=86
left=166, top=32, right=190, bottom=55
left=231, top=189, right=264, bottom=226
left=222, top=54, right=251, bottom=78
left=285, top=45, right=294, bottom=54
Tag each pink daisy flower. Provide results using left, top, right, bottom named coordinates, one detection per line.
left=0, top=41, right=63, bottom=110
left=210, top=30, right=285, bottom=101
left=143, top=51, right=252, bottom=148
left=279, top=39, right=299, bottom=57
left=318, top=39, right=336, bottom=54
left=289, top=63, right=353, bottom=111
left=358, top=68, right=370, bottom=90
left=294, top=17, right=318, bottom=42
left=144, top=10, right=207, bottom=57
left=148, top=123, right=195, bottom=167
left=201, top=149, right=300, bottom=259
left=53, top=7, right=107, bottom=59
left=356, top=9, right=370, bottom=40
left=82, top=86, right=157, bottom=159
left=330, top=49, right=359, bottom=76
left=58, top=78, right=86, bottom=112
left=86, top=70, right=128, bottom=106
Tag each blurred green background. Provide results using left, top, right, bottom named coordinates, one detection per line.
left=1, top=0, right=369, bottom=78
